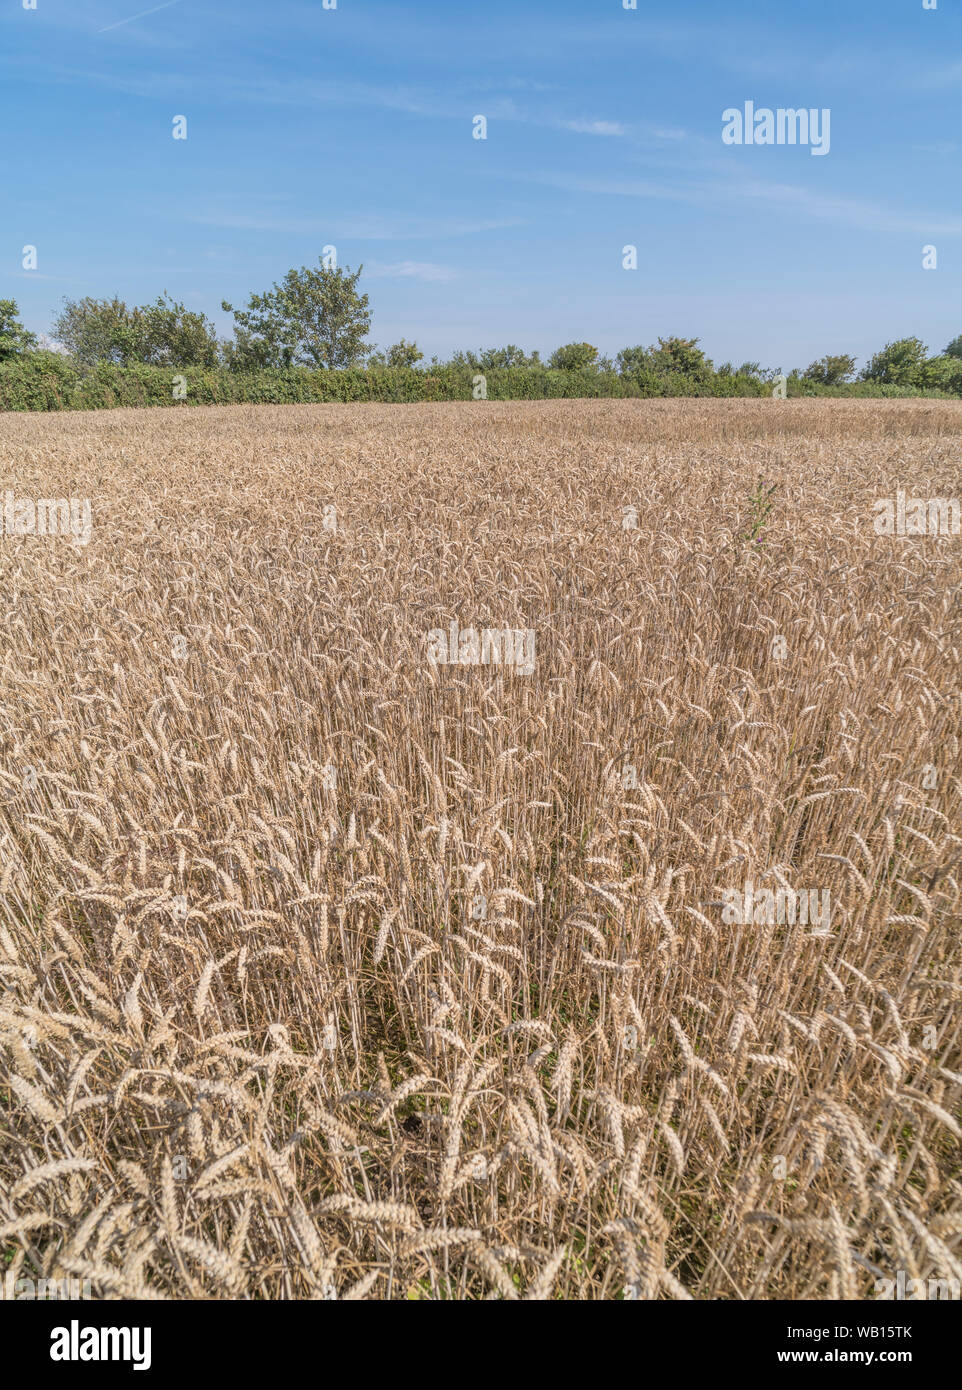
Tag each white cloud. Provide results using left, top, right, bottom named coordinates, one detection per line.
left=183, top=209, right=524, bottom=242
left=98, top=1, right=185, bottom=34
left=524, top=169, right=962, bottom=238
left=366, top=261, right=458, bottom=283
left=557, top=119, right=625, bottom=136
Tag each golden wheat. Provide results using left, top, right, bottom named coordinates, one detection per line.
left=0, top=398, right=959, bottom=1300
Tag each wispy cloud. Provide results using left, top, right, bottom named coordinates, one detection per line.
left=182, top=207, right=525, bottom=242
left=526, top=171, right=702, bottom=205
left=97, top=0, right=184, bottom=34
left=22, top=58, right=628, bottom=154
left=557, top=119, right=625, bottom=136
left=465, top=77, right=560, bottom=95
left=910, top=141, right=957, bottom=158
left=526, top=168, right=962, bottom=238
left=366, top=261, right=458, bottom=283
left=897, top=59, right=962, bottom=92
left=728, top=177, right=962, bottom=237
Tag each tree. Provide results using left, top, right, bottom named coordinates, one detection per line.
left=919, top=354, right=962, bottom=393
left=222, top=260, right=372, bottom=370
left=449, top=345, right=539, bottom=370
left=616, top=345, right=651, bottom=376
left=368, top=339, right=424, bottom=368
left=548, top=342, right=599, bottom=371
left=0, top=300, right=38, bottom=360
left=52, top=297, right=134, bottom=364
left=802, top=354, right=856, bottom=386
left=447, top=349, right=478, bottom=369
left=130, top=293, right=219, bottom=367
left=945, top=335, right=962, bottom=361
left=648, top=336, right=713, bottom=380
left=482, top=345, right=528, bottom=369
left=51, top=294, right=219, bottom=366
left=861, top=337, right=928, bottom=386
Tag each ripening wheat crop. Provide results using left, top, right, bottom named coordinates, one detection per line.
left=0, top=398, right=960, bottom=1300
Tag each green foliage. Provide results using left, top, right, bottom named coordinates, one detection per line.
left=918, top=354, right=962, bottom=393
left=450, top=346, right=540, bottom=370
left=787, top=377, right=953, bottom=400
left=615, top=345, right=650, bottom=376
left=0, top=358, right=774, bottom=411
left=0, top=300, right=38, bottom=361
left=131, top=293, right=220, bottom=367
left=945, top=335, right=962, bottom=361
left=7, top=301, right=962, bottom=410
left=222, top=260, right=372, bottom=369
left=802, top=354, right=856, bottom=386
left=547, top=342, right=599, bottom=372
left=648, top=336, right=714, bottom=381
left=861, top=337, right=928, bottom=386
left=617, top=337, right=714, bottom=384
left=368, top=339, right=425, bottom=369
left=51, top=296, right=133, bottom=364
left=741, top=481, right=777, bottom=546
left=51, top=294, right=219, bottom=367
left=2, top=352, right=956, bottom=412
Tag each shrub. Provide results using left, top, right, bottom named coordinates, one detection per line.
left=547, top=343, right=600, bottom=372
left=0, top=300, right=38, bottom=361
left=861, top=337, right=928, bottom=386
left=0, top=358, right=955, bottom=412
left=802, top=354, right=856, bottom=386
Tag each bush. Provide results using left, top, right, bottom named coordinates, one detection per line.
left=861, top=338, right=928, bottom=386
left=787, top=377, right=954, bottom=400
left=918, top=355, right=962, bottom=393
left=802, top=354, right=856, bottom=386
left=0, top=300, right=38, bottom=361
left=52, top=294, right=220, bottom=368
left=547, top=343, right=600, bottom=372
left=0, top=356, right=956, bottom=412
left=647, top=336, right=715, bottom=382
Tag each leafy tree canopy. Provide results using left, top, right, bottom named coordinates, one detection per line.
left=861, top=337, right=928, bottom=386
left=448, top=345, right=541, bottom=370
left=548, top=342, right=599, bottom=372
left=0, top=300, right=38, bottom=360
left=51, top=294, right=218, bottom=367
left=919, top=354, right=962, bottom=392
left=617, top=338, right=713, bottom=380
left=802, top=354, right=856, bottom=386
left=368, top=339, right=425, bottom=368
left=222, top=260, right=372, bottom=370
left=647, top=336, right=713, bottom=379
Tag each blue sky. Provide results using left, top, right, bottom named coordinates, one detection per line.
left=3, top=0, right=960, bottom=370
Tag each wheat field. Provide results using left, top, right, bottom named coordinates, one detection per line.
left=0, top=398, right=960, bottom=1301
